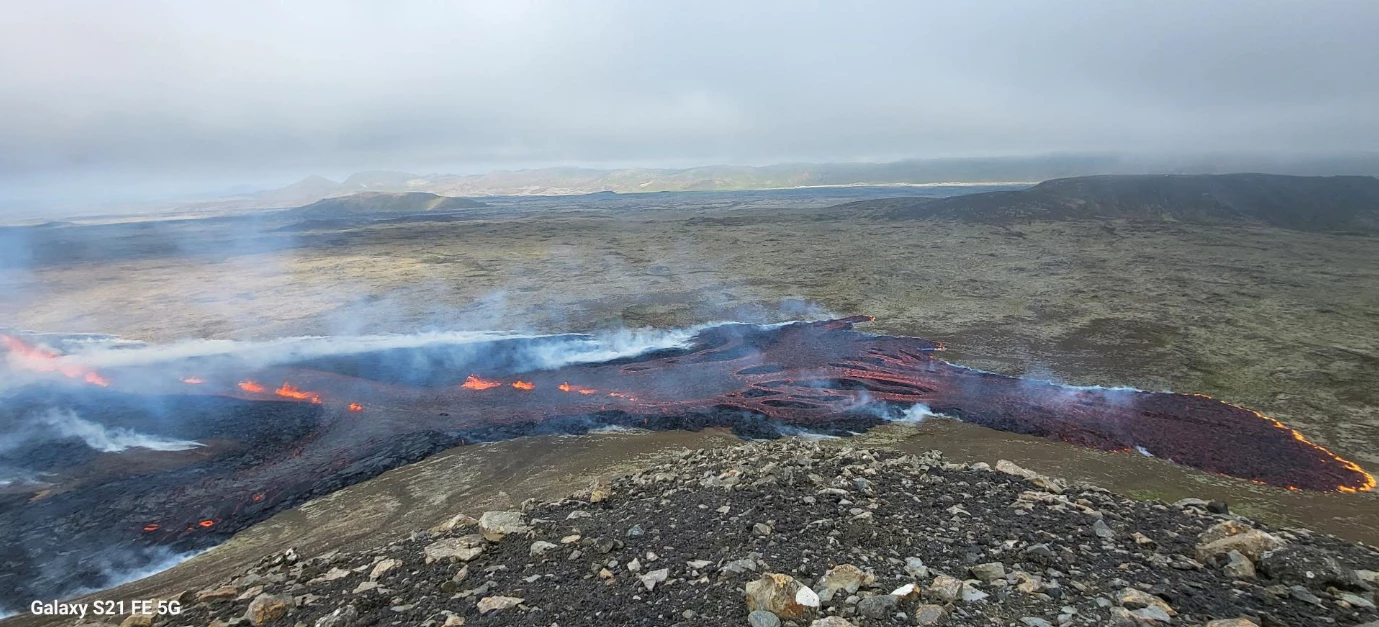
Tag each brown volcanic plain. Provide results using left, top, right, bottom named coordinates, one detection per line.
left=2, top=176, right=1378, bottom=617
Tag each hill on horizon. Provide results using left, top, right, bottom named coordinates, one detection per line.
left=833, top=173, right=1379, bottom=233
left=285, top=191, right=487, bottom=219
left=245, top=153, right=1379, bottom=207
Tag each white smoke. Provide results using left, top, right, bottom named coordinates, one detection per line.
left=585, top=424, right=644, bottom=434
left=0, top=466, right=49, bottom=487
left=62, top=330, right=521, bottom=369
left=52, top=546, right=208, bottom=612
left=886, top=403, right=940, bottom=424
left=50, top=323, right=738, bottom=373
left=774, top=425, right=843, bottom=440
left=37, top=409, right=203, bottom=452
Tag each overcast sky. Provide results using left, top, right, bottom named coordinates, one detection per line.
left=2, top=0, right=1377, bottom=207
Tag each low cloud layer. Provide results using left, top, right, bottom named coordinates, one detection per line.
left=2, top=1, right=1377, bottom=207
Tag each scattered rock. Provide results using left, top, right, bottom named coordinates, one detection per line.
left=1132, top=605, right=1174, bottom=623
left=313, top=605, right=358, bottom=627
left=929, top=575, right=962, bottom=603
left=809, top=618, right=854, bottom=627
left=196, top=586, right=239, bottom=603
left=995, top=459, right=1033, bottom=478
left=157, top=441, right=1379, bottom=627
left=245, top=594, right=292, bottom=626
left=476, top=595, right=524, bottom=613
left=745, top=573, right=820, bottom=620
left=430, top=513, right=478, bottom=533
left=856, top=593, right=898, bottom=618
left=640, top=568, right=669, bottom=591
left=960, top=581, right=989, bottom=603
left=477, top=511, right=529, bottom=542
left=1341, top=592, right=1377, bottom=609
left=1204, top=620, right=1257, bottom=627
left=424, top=535, right=485, bottom=562
left=1023, top=543, right=1056, bottom=564
left=818, top=564, right=867, bottom=601
left=748, top=609, right=782, bottom=627
left=1200, top=520, right=1253, bottom=544
left=1196, top=528, right=1284, bottom=563
left=724, top=558, right=759, bottom=575
left=1222, top=550, right=1255, bottom=578
left=970, top=561, right=1007, bottom=582
left=1115, top=588, right=1176, bottom=616
left=368, top=558, right=400, bottom=580
left=587, top=478, right=613, bottom=502
left=1289, top=585, right=1323, bottom=606
left=1257, top=544, right=1356, bottom=587
left=1107, top=607, right=1138, bottom=627
left=913, top=604, right=946, bottom=626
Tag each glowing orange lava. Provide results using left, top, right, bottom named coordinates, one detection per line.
left=461, top=375, right=501, bottom=390
left=1190, top=393, right=1376, bottom=493
left=198, top=519, right=215, bottom=528
left=559, top=382, right=598, bottom=395
left=608, top=392, right=635, bottom=400
left=275, top=383, right=322, bottom=404
left=511, top=380, right=535, bottom=391
left=238, top=380, right=265, bottom=394
left=180, top=377, right=205, bottom=384
left=348, top=403, right=363, bottom=412
left=2, top=334, right=109, bottom=386
left=142, top=523, right=159, bottom=532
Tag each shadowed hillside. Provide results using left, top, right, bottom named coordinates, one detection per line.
left=286, top=192, right=487, bottom=219
left=836, top=174, right=1379, bottom=233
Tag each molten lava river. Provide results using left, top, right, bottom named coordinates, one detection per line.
left=0, top=317, right=1372, bottom=609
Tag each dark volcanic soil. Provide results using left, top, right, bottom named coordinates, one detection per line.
left=157, top=440, right=1379, bottom=627
left=840, top=174, right=1379, bottom=233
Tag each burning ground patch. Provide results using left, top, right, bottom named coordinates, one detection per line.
left=0, top=317, right=1373, bottom=612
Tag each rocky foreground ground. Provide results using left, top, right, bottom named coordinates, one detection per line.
left=95, top=441, right=1378, bottom=627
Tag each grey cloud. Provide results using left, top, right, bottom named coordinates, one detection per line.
left=2, top=0, right=1377, bottom=207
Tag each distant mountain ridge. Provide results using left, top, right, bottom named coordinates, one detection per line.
left=835, top=173, right=1379, bottom=233
left=274, top=191, right=485, bottom=225
left=248, top=153, right=1379, bottom=207
left=285, top=192, right=486, bottom=219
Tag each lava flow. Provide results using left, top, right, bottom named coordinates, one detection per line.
left=0, top=317, right=1372, bottom=611
left=461, top=374, right=501, bottom=390
left=1, top=334, right=109, bottom=386
left=275, top=382, right=322, bottom=404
